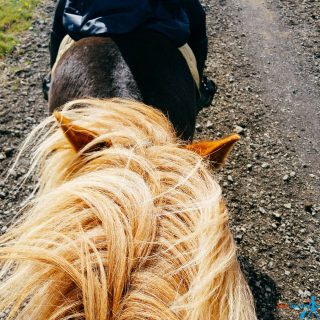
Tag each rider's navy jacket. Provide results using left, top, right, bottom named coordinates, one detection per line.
left=63, top=0, right=190, bottom=46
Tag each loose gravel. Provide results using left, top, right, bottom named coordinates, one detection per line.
left=0, top=1, right=319, bottom=319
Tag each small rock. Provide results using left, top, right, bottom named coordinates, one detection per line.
left=306, top=238, right=314, bottom=245
left=0, top=153, right=6, bottom=160
left=259, top=207, right=266, bottom=214
left=304, top=202, right=313, bottom=213
left=289, top=171, right=296, bottom=177
left=261, top=162, right=270, bottom=168
left=235, top=234, right=243, bottom=242
left=234, top=125, right=244, bottom=134
left=310, top=247, right=317, bottom=253
left=227, top=175, right=233, bottom=182
left=273, top=212, right=282, bottom=220
left=284, top=270, right=290, bottom=276
left=283, top=174, right=289, bottom=181
left=302, top=291, right=311, bottom=298
left=206, top=120, right=214, bottom=129
left=284, top=203, right=292, bottom=209
left=4, top=147, right=14, bottom=157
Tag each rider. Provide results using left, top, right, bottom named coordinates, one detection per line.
left=43, top=0, right=216, bottom=109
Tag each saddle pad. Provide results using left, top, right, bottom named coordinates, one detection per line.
left=52, top=35, right=200, bottom=89
left=178, top=44, right=200, bottom=89
left=51, top=35, right=75, bottom=74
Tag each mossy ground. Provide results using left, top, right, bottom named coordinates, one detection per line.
left=0, top=0, right=41, bottom=57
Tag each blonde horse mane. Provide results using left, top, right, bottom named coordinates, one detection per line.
left=0, top=98, right=256, bottom=319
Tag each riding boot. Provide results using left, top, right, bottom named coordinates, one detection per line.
left=197, top=76, right=217, bottom=111
left=183, top=0, right=217, bottom=109
left=189, top=37, right=217, bottom=110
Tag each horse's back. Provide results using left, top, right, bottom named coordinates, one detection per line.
left=49, top=37, right=141, bottom=112
left=49, top=31, right=197, bottom=139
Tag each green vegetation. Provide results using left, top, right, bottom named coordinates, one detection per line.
left=0, top=0, right=41, bottom=57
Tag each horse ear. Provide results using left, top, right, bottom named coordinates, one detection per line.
left=185, top=134, right=240, bottom=168
left=54, top=112, right=111, bottom=152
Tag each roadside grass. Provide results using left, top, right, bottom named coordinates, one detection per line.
left=0, top=0, right=41, bottom=57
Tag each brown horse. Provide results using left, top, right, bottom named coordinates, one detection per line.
left=49, top=31, right=199, bottom=140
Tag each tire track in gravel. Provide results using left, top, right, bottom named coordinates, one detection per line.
left=231, top=0, right=320, bottom=192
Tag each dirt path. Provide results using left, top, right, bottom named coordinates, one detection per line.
left=0, top=0, right=319, bottom=319
left=197, top=0, right=319, bottom=318
left=232, top=0, right=319, bottom=177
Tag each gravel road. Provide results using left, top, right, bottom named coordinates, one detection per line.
left=0, top=0, right=319, bottom=319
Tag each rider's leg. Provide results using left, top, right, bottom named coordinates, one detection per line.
left=43, top=0, right=67, bottom=100
left=183, top=0, right=217, bottom=109
left=183, top=0, right=207, bottom=78
left=50, top=0, right=67, bottom=68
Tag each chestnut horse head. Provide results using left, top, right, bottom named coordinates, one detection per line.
left=0, top=98, right=256, bottom=319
